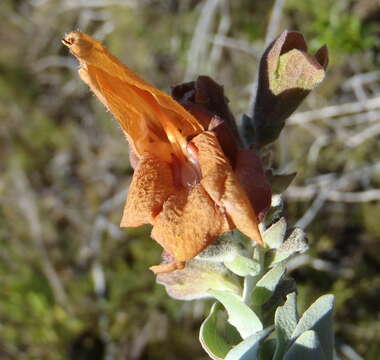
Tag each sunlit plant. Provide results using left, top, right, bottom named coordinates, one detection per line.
left=64, top=29, right=332, bottom=360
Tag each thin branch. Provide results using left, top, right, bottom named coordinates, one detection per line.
left=342, top=71, right=380, bottom=91
left=248, top=0, right=287, bottom=112
left=295, top=193, right=327, bottom=229
left=346, top=121, right=380, bottom=147
left=61, top=0, right=140, bottom=9
left=326, top=110, right=380, bottom=127
left=287, top=185, right=380, bottom=203
left=208, top=0, right=231, bottom=73
left=88, top=187, right=128, bottom=360
left=288, top=96, right=380, bottom=125
left=185, top=0, right=220, bottom=80
left=210, top=35, right=261, bottom=58
left=11, top=166, right=72, bottom=311
left=32, top=56, right=75, bottom=72
left=265, top=0, right=286, bottom=46
left=307, top=134, right=330, bottom=165
left=286, top=162, right=380, bottom=211
left=287, top=254, right=354, bottom=278
left=323, top=189, right=380, bottom=202
left=339, top=344, right=364, bottom=360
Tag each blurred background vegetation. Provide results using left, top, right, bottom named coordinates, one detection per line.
left=0, top=0, right=379, bottom=359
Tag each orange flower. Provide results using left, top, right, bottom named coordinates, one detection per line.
left=63, top=31, right=268, bottom=273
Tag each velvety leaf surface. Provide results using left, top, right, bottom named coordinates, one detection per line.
left=268, top=228, right=309, bottom=267
left=291, top=294, right=335, bottom=360
left=199, top=303, right=232, bottom=360
left=251, top=264, right=286, bottom=306
left=273, top=292, right=299, bottom=360
left=284, top=330, right=327, bottom=360
left=224, top=254, right=261, bottom=277
left=157, top=260, right=241, bottom=300
left=208, top=290, right=263, bottom=339
left=224, top=328, right=273, bottom=360
left=263, top=217, right=287, bottom=249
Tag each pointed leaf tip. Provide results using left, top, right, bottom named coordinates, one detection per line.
left=315, top=45, right=329, bottom=70
left=284, top=330, right=327, bottom=360
left=263, top=217, right=287, bottom=249
left=225, top=327, right=273, bottom=360
left=251, top=263, right=286, bottom=306
left=273, top=292, right=299, bottom=360
left=291, top=294, right=335, bottom=360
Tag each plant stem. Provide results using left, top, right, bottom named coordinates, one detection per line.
left=243, top=246, right=266, bottom=307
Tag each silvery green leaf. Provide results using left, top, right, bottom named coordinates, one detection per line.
left=263, top=217, right=287, bottom=249
left=157, top=260, right=241, bottom=300
left=262, top=279, right=296, bottom=314
left=251, top=264, right=286, bottom=306
left=291, top=294, right=335, bottom=360
left=197, top=233, right=242, bottom=262
left=199, top=303, right=232, bottom=360
left=258, top=338, right=277, bottom=360
left=225, top=327, right=273, bottom=360
left=264, top=195, right=285, bottom=229
left=273, top=292, right=299, bottom=360
left=224, top=254, right=261, bottom=277
left=208, top=290, right=263, bottom=339
left=284, top=330, right=326, bottom=360
left=266, top=171, right=297, bottom=194
left=267, top=228, right=308, bottom=267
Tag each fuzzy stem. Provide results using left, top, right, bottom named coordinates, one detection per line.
left=243, top=246, right=266, bottom=306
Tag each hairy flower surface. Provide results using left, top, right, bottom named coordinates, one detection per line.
left=63, top=31, right=270, bottom=273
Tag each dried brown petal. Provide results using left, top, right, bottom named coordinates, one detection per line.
left=120, top=155, right=175, bottom=227
left=182, top=103, right=239, bottom=166
left=151, top=184, right=229, bottom=265
left=235, top=149, right=272, bottom=221
left=192, top=132, right=263, bottom=245
left=172, top=76, right=240, bottom=143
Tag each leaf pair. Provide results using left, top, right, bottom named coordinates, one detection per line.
left=274, top=293, right=335, bottom=360
left=200, top=291, right=334, bottom=360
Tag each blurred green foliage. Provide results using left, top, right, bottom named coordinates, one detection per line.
left=287, top=0, right=376, bottom=55
left=0, top=0, right=379, bottom=359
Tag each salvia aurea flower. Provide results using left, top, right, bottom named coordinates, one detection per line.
left=63, top=31, right=271, bottom=274
left=63, top=29, right=335, bottom=360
